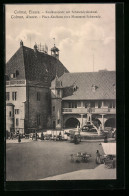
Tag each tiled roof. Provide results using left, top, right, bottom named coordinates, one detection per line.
left=6, top=45, right=69, bottom=83
left=59, top=71, right=116, bottom=100
left=6, top=46, right=25, bottom=80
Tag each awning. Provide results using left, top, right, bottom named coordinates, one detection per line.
left=101, top=143, right=116, bottom=155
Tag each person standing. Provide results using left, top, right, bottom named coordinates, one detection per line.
left=96, top=150, right=101, bottom=164
left=74, top=134, right=78, bottom=144
left=35, top=132, right=37, bottom=141
left=10, top=132, right=12, bottom=140
left=41, top=132, right=44, bottom=140
left=59, top=131, right=62, bottom=141
left=104, top=134, right=108, bottom=143
left=18, top=134, right=21, bottom=143
left=11, top=132, right=14, bottom=140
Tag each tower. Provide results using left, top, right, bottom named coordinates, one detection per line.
left=50, top=75, right=63, bottom=129
left=51, top=44, right=59, bottom=60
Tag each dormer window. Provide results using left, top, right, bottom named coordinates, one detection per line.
left=10, top=73, right=16, bottom=78
left=92, top=85, right=98, bottom=92
left=10, top=70, right=19, bottom=78
left=73, top=85, right=77, bottom=92
left=16, top=70, right=19, bottom=76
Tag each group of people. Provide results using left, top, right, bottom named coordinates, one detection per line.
left=9, top=132, right=21, bottom=143
left=31, top=131, right=63, bottom=141
left=9, top=132, right=14, bottom=140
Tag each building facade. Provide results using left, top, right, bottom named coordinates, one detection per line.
left=6, top=41, right=68, bottom=134
left=51, top=72, right=116, bottom=130
left=6, top=41, right=116, bottom=134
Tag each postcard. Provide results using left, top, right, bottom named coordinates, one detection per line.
left=4, top=3, right=124, bottom=190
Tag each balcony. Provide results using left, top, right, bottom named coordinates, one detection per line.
left=62, top=107, right=116, bottom=114
left=63, top=108, right=88, bottom=114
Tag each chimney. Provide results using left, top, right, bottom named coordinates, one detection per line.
left=34, top=43, right=38, bottom=52
left=20, top=40, right=23, bottom=47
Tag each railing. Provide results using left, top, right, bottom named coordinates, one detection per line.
left=94, top=108, right=116, bottom=113
left=63, top=107, right=116, bottom=114
left=63, top=108, right=88, bottom=113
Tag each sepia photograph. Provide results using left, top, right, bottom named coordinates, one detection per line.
left=5, top=3, right=117, bottom=182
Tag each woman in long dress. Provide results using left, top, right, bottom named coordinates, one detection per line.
left=96, top=150, right=101, bottom=164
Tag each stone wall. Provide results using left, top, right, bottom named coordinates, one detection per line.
left=25, top=85, right=50, bottom=130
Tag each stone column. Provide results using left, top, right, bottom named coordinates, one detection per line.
left=81, top=101, right=84, bottom=108
left=101, top=114, right=105, bottom=130
left=81, top=114, right=84, bottom=127
left=102, top=101, right=104, bottom=108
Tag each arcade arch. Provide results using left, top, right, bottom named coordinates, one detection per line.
left=105, top=118, right=116, bottom=128
left=65, top=117, right=80, bottom=128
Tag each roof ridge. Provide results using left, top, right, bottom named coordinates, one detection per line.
left=22, top=45, right=65, bottom=64
left=62, top=71, right=115, bottom=74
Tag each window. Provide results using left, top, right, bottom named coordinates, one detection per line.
left=15, top=109, right=19, bottom=114
left=73, top=85, right=77, bottom=92
left=72, top=101, right=77, bottom=108
left=10, top=73, right=16, bottom=78
left=57, top=89, right=60, bottom=96
left=68, top=102, right=71, bottom=108
left=84, top=101, right=88, bottom=108
left=16, top=118, right=19, bottom=126
left=37, top=114, right=40, bottom=126
left=12, top=92, right=17, bottom=100
left=77, top=101, right=81, bottom=107
left=108, top=101, right=112, bottom=108
left=37, top=92, right=40, bottom=101
left=90, top=101, right=95, bottom=108
left=98, top=101, right=102, bottom=108
left=53, top=106, right=55, bottom=112
left=74, top=101, right=77, bottom=108
left=92, top=85, right=98, bottom=92
left=16, top=70, right=19, bottom=76
left=57, top=119, right=60, bottom=124
left=6, top=92, right=10, bottom=101
left=9, top=111, right=11, bottom=117
left=103, top=101, right=108, bottom=107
